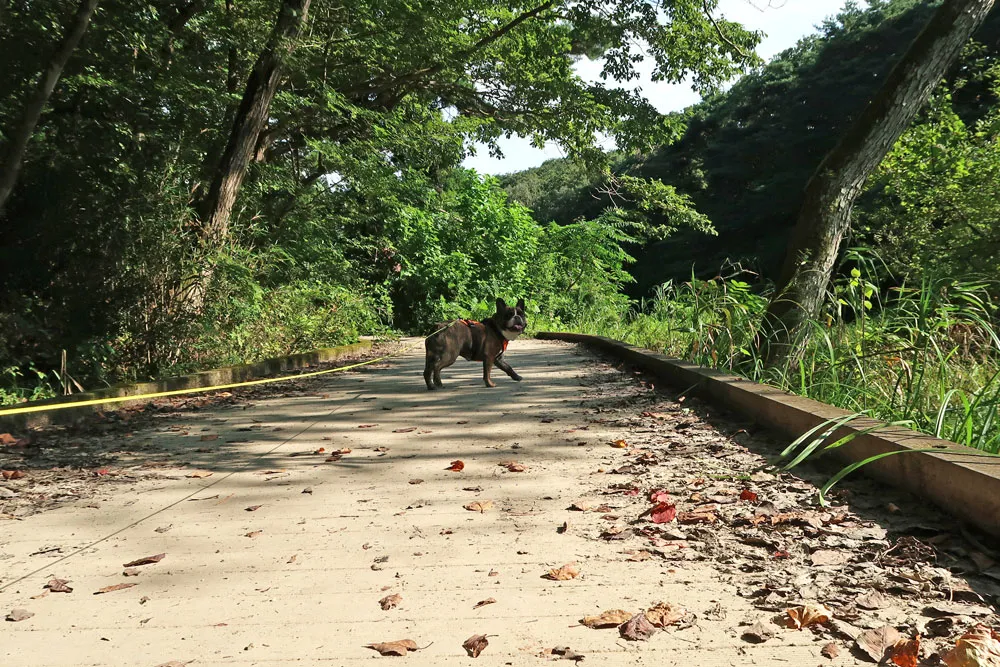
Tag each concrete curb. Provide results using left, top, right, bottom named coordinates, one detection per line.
left=1, top=341, right=373, bottom=430
left=538, top=331, right=1000, bottom=538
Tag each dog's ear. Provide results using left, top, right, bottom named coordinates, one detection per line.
left=495, top=297, right=507, bottom=312
left=516, top=298, right=525, bottom=311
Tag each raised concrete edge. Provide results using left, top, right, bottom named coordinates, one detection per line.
left=1, top=341, right=373, bottom=430
left=538, top=331, right=1000, bottom=538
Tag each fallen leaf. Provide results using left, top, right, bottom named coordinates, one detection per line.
left=581, top=609, right=633, bottom=628
left=0, top=433, right=15, bottom=445
left=392, top=427, right=416, bottom=433
left=446, top=460, right=465, bottom=472
left=810, top=549, right=851, bottom=567
left=740, top=489, right=759, bottom=502
left=463, top=634, right=489, bottom=658
left=408, top=479, right=423, bottom=485
left=357, top=424, right=378, bottom=429
left=549, top=646, right=585, bottom=662
left=474, top=598, right=496, bottom=609
left=624, top=549, right=654, bottom=562
left=857, top=591, right=891, bottom=610
left=287, top=554, right=297, bottom=564
left=1, top=470, right=25, bottom=480
left=649, top=489, right=671, bottom=504
left=742, top=620, right=777, bottom=643
left=45, top=578, right=72, bottom=593
left=821, top=642, right=840, bottom=659
left=677, top=509, right=716, bottom=524
left=505, top=462, right=527, bottom=472
left=153, top=663, right=188, bottom=667
left=245, top=505, right=262, bottom=512
left=785, top=603, right=832, bottom=630
left=464, top=500, right=493, bottom=513
left=302, top=487, right=313, bottom=494
left=545, top=563, right=580, bottom=581
left=123, top=568, right=141, bottom=576
left=122, top=553, right=165, bottom=568
left=185, top=471, right=213, bottom=478
left=6, top=608, right=33, bottom=622
left=610, top=439, right=628, bottom=448
left=95, top=583, right=138, bottom=595
left=569, top=501, right=591, bottom=511
left=891, top=636, right=921, bottom=667
left=619, top=612, right=657, bottom=641
left=154, top=525, right=172, bottom=533
left=379, top=594, right=402, bottom=610
left=199, top=434, right=218, bottom=441
left=650, top=502, right=677, bottom=524
left=366, top=639, right=419, bottom=656
left=245, top=530, right=262, bottom=538
left=941, top=625, right=1000, bottom=667
left=645, top=602, right=686, bottom=627
left=856, top=625, right=903, bottom=663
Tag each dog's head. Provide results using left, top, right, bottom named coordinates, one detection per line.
left=494, top=298, right=527, bottom=341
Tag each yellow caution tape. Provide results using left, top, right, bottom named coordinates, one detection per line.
left=0, top=328, right=446, bottom=418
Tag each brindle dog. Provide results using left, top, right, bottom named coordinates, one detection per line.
left=423, top=298, right=526, bottom=389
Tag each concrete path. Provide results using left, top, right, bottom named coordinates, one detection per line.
left=0, top=340, right=992, bottom=665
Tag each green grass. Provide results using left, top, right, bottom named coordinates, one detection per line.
left=555, top=263, right=1000, bottom=455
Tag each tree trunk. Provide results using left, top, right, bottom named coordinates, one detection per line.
left=0, top=0, right=99, bottom=216
left=197, top=0, right=311, bottom=247
left=759, top=0, right=995, bottom=367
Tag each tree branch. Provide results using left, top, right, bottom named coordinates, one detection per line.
left=702, top=0, right=751, bottom=60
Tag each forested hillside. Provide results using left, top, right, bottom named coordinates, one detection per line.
left=502, top=0, right=1000, bottom=296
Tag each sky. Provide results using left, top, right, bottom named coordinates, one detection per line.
left=461, top=0, right=857, bottom=176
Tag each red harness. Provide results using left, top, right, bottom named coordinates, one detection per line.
left=459, top=319, right=509, bottom=352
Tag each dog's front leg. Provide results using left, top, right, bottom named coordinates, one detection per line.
left=494, top=353, right=522, bottom=381
left=482, top=358, right=496, bottom=388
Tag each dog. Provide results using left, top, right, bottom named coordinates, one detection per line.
left=423, top=298, right=526, bottom=390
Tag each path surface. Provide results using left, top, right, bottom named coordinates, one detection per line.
left=1, top=339, right=998, bottom=666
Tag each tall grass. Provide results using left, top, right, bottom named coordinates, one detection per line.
left=562, top=255, right=1000, bottom=454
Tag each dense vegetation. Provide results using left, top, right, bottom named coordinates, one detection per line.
left=4, top=0, right=1000, bottom=460
left=0, top=0, right=757, bottom=399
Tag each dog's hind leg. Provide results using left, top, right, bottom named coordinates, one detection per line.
left=493, top=352, right=522, bottom=382
left=423, top=354, right=437, bottom=390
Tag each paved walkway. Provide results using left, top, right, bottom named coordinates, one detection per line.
left=1, top=340, right=995, bottom=665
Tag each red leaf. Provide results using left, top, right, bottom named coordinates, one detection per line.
left=649, top=489, right=671, bottom=504
left=740, top=489, right=759, bottom=502
left=446, top=460, right=465, bottom=472
left=650, top=502, right=677, bottom=524
left=95, top=583, right=138, bottom=595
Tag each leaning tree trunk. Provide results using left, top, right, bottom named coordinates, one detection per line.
left=759, top=0, right=996, bottom=367
left=0, top=0, right=99, bottom=216
left=197, top=0, right=311, bottom=248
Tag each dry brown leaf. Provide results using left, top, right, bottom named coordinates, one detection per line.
left=153, top=663, right=189, bottom=667
left=941, top=625, right=1000, bottom=667
left=408, top=479, right=423, bottom=485
left=366, top=639, right=419, bottom=656
left=185, top=470, right=213, bottom=478
left=619, top=612, right=657, bottom=641
left=94, top=583, right=138, bottom=595
left=505, top=462, right=527, bottom=472
left=122, top=553, right=165, bottom=567
left=379, top=594, right=402, bottom=610
left=610, top=439, right=628, bottom=448
left=446, top=460, right=465, bottom=472
left=568, top=501, right=591, bottom=511
left=473, top=597, right=496, bottom=609
left=464, top=500, right=493, bottom=513
left=677, top=509, right=717, bottom=524
left=785, top=603, right=832, bottom=630
left=545, top=563, right=580, bottom=581
left=463, top=634, right=489, bottom=658
left=645, top=602, right=686, bottom=628
left=821, top=642, right=840, bottom=659
left=856, top=625, right=903, bottom=663
left=392, top=427, right=416, bottom=433
left=891, top=636, right=921, bottom=667
left=122, top=568, right=141, bottom=576
left=1, top=469, right=25, bottom=480
left=45, top=578, right=72, bottom=593
left=742, top=620, right=777, bottom=644
left=245, top=530, right=262, bottom=538
left=245, top=505, right=262, bottom=512
left=624, top=549, right=654, bottom=562
left=856, top=590, right=891, bottom=610
left=6, top=608, right=34, bottom=622
left=581, top=609, right=633, bottom=628
left=810, top=549, right=851, bottom=567
left=0, top=433, right=15, bottom=445
left=199, top=434, right=218, bottom=441
left=357, top=424, right=378, bottom=429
